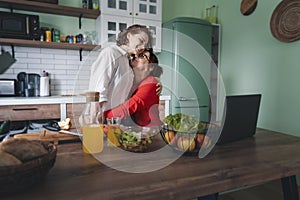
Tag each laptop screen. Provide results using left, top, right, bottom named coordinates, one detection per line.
left=217, top=94, right=262, bottom=144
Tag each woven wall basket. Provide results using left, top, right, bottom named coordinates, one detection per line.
left=270, top=0, right=300, bottom=42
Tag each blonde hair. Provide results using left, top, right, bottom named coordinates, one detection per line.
left=116, top=24, right=153, bottom=49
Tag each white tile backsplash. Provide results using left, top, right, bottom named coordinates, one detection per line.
left=67, top=49, right=81, bottom=55
left=41, top=48, right=66, bottom=54
left=28, top=53, right=55, bottom=59
left=12, top=63, right=28, bottom=69
left=17, top=47, right=41, bottom=53
left=67, top=59, right=82, bottom=65
left=67, top=70, right=80, bottom=75
left=42, top=58, right=67, bottom=65
left=17, top=57, right=41, bottom=64
left=14, top=52, right=28, bottom=58
left=0, top=45, right=92, bottom=96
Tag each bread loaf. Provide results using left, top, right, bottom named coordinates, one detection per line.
left=0, top=138, right=48, bottom=162
left=0, top=151, right=22, bottom=166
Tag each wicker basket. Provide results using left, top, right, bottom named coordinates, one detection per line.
left=0, top=142, right=57, bottom=195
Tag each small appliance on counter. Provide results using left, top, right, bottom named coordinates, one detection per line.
left=17, top=72, right=40, bottom=97
left=40, top=70, right=50, bottom=96
left=0, top=79, right=18, bottom=97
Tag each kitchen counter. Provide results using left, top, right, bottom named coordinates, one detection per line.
left=3, top=128, right=300, bottom=199
left=0, top=95, right=85, bottom=106
left=0, top=95, right=171, bottom=106
left=0, top=95, right=171, bottom=120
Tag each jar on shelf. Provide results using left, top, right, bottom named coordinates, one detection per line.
left=45, top=30, right=52, bottom=42
left=51, top=29, right=60, bottom=42
left=82, top=0, right=88, bottom=9
left=92, top=0, right=99, bottom=10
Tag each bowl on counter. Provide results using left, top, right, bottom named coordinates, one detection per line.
left=160, top=122, right=217, bottom=156
left=118, top=126, right=158, bottom=153
left=106, top=125, right=157, bottom=153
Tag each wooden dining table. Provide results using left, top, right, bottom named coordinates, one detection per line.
left=3, top=128, right=300, bottom=200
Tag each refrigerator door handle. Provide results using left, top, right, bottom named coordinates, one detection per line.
left=174, top=105, right=208, bottom=108
left=178, top=97, right=198, bottom=101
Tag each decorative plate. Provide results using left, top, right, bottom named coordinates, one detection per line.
left=270, top=0, right=300, bottom=42
left=240, top=0, right=258, bottom=16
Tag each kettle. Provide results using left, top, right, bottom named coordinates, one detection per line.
left=17, top=72, right=40, bottom=97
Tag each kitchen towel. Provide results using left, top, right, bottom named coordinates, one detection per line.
left=40, top=76, right=50, bottom=96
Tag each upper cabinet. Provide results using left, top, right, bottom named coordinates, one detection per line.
left=101, top=0, right=161, bottom=21
left=98, top=0, right=162, bottom=51
left=0, top=0, right=100, bottom=53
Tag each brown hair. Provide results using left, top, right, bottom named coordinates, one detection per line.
left=146, top=48, right=163, bottom=78
left=116, top=24, right=153, bottom=49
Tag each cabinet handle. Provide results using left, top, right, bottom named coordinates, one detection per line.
left=12, top=108, right=38, bottom=111
left=135, top=13, right=138, bottom=16
left=129, top=12, right=132, bottom=15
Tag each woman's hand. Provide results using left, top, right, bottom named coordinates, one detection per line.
left=155, top=78, right=162, bottom=96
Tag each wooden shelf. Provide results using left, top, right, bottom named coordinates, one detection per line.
left=0, top=38, right=100, bottom=51
left=0, top=0, right=100, bottom=19
left=0, top=0, right=101, bottom=60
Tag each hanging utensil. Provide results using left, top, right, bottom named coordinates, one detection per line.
left=0, top=48, right=16, bottom=74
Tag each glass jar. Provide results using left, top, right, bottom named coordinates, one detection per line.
left=92, top=0, right=99, bottom=10
left=82, top=0, right=88, bottom=9
left=81, top=91, right=103, bottom=154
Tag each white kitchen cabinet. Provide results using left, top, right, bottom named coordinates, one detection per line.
left=97, top=0, right=161, bottom=51
left=98, top=15, right=132, bottom=44
left=100, top=0, right=161, bottom=21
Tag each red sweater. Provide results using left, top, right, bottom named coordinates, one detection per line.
left=104, top=76, right=162, bottom=127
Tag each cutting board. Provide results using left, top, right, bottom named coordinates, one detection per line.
left=14, top=129, right=80, bottom=145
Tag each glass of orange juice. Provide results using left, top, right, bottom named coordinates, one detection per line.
left=82, top=124, right=103, bottom=154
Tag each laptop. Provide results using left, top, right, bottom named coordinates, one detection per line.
left=217, top=94, right=262, bottom=144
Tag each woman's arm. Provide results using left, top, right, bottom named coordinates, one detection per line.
left=104, top=77, right=158, bottom=119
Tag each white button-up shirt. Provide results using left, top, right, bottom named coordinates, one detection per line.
left=89, top=44, right=134, bottom=111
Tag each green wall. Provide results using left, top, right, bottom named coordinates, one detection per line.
left=163, top=0, right=300, bottom=137
left=162, top=0, right=205, bottom=22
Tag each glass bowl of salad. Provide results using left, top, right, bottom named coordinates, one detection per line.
left=116, top=126, right=155, bottom=153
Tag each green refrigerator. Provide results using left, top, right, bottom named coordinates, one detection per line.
left=158, top=17, right=213, bottom=122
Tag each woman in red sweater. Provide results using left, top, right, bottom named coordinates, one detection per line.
left=104, top=48, right=163, bottom=127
